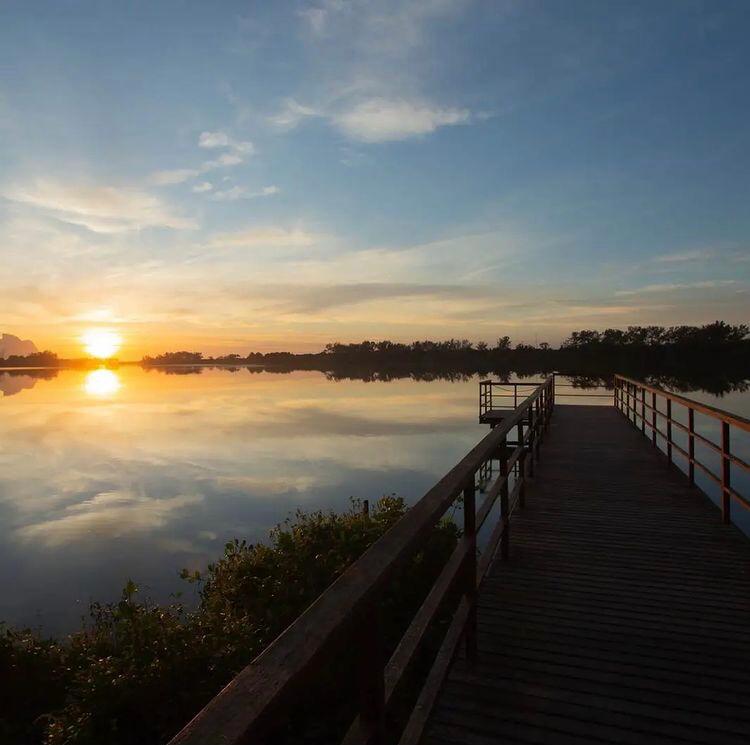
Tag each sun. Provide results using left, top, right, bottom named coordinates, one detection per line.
left=82, top=329, right=122, bottom=359
left=84, top=369, right=122, bottom=397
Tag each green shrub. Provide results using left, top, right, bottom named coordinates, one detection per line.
left=1, top=496, right=458, bottom=745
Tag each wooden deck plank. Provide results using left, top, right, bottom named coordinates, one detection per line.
left=423, top=405, right=750, bottom=745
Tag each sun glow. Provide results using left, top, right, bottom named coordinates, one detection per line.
left=82, top=329, right=122, bottom=359
left=84, top=369, right=121, bottom=397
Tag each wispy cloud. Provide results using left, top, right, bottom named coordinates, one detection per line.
left=267, top=1, right=476, bottom=143
left=333, top=98, right=470, bottom=142
left=270, top=282, right=480, bottom=313
left=210, top=185, right=280, bottom=202
left=3, top=181, right=197, bottom=233
left=615, top=280, right=737, bottom=296
left=267, top=98, right=321, bottom=130
left=192, top=181, right=213, bottom=193
left=16, top=490, right=202, bottom=547
left=149, top=131, right=256, bottom=188
left=209, top=227, right=319, bottom=248
left=198, top=130, right=255, bottom=155
left=149, top=168, right=201, bottom=186
left=653, top=249, right=714, bottom=263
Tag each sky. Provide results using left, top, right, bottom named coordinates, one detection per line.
left=1, top=0, right=749, bottom=358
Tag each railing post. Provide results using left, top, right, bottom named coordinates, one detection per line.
left=641, top=386, right=645, bottom=434
left=614, top=377, right=619, bottom=409
left=651, top=391, right=657, bottom=446
left=688, top=408, right=695, bottom=485
left=722, top=422, right=731, bottom=524
left=534, top=398, right=542, bottom=451
left=527, top=407, right=535, bottom=477
left=551, top=373, right=556, bottom=409
left=356, top=600, right=385, bottom=742
left=666, top=399, right=672, bottom=464
left=514, top=384, right=517, bottom=409
left=499, top=440, right=509, bottom=560
left=517, top=420, right=526, bottom=510
left=463, top=481, right=477, bottom=661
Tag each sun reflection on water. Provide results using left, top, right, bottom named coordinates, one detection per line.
left=84, top=369, right=122, bottom=397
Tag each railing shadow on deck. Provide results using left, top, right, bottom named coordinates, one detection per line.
left=615, top=374, right=750, bottom=526
left=168, top=378, right=555, bottom=745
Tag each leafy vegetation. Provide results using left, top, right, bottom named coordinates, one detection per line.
left=1, top=497, right=459, bottom=745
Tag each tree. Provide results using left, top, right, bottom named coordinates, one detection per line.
left=495, top=336, right=512, bottom=351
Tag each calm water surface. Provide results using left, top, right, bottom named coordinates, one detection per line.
left=1, top=367, right=748, bottom=633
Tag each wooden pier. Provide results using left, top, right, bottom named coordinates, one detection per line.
left=169, top=375, right=749, bottom=745
left=424, top=403, right=750, bottom=745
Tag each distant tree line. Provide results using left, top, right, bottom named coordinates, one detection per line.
left=142, top=322, right=747, bottom=367
left=0, top=351, right=59, bottom=367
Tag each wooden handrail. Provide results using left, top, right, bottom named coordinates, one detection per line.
left=614, top=374, right=750, bottom=523
left=169, top=378, right=555, bottom=745
left=615, top=374, right=750, bottom=431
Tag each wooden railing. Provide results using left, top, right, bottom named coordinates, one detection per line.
left=168, top=378, right=555, bottom=745
left=479, top=380, right=546, bottom=414
left=480, top=375, right=611, bottom=420
left=614, top=374, right=750, bottom=523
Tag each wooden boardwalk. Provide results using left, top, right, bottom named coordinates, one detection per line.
left=424, top=405, right=750, bottom=745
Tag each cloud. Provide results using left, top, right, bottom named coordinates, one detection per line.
left=203, top=152, right=245, bottom=169
left=150, top=131, right=256, bottom=189
left=270, top=282, right=481, bottom=313
left=149, top=168, right=201, bottom=185
left=334, top=98, right=470, bottom=142
left=198, top=130, right=255, bottom=155
left=192, top=181, right=214, bottom=193
left=210, top=185, right=280, bottom=202
left=653, top=249, right=714, bottom=263
left=199, top=131, right=231, bottom=148
left=268, top=98, right=322, bottom=130
left=3, top=181, right=197, bottom=233
left=209, top=227, right=319, bottom=248
left=16, top=490, right=202, bottom=547
left=615, top=280, right=737, bottom=296
left=298, top=6, right=330, bottom=35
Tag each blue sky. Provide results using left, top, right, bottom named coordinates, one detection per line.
left=1, top=0, right=748, bottom=356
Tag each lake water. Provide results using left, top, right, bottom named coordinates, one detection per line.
left=1, top=367, right=748, bottom=633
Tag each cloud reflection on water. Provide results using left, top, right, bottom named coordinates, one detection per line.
left=0, top=367, right=486, bottom=631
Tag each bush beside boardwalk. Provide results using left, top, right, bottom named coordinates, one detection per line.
left=1, top=497, right=459, bottom=745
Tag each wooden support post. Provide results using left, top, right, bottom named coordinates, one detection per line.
left=666, top=399, right=672, bottom=464
left=499, top=441, right=509, bottom=560
left=356, top=600, right=385, bottom=742
left=463, top=481, right=477, bottom=661
left=651, top=392, right=657, bottom=446
left=722, top=422, right=731, bottom=524
left=641, top=386, right=645, bottom=434
left=534, top=399, right=541, bottom=457
left=514, top=384, right=518, bottom=409
left=614, top=378, right=619, bottom=409
left=517, top=421, right=526, bottom=509
left=527, top=408, right=535, bottom=478
left=688, top=408, right=695, bottom=486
